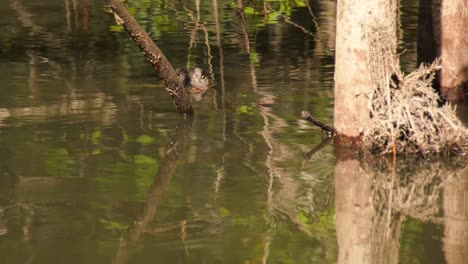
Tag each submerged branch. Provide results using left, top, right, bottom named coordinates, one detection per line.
left=104, top=0, right=193, bottom=115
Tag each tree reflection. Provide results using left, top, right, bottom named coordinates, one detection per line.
left=335, top=155, right=468, bottom=264
left=443, top=166, right=468, bottom=264
left=113, top=116, right=193, bottom=264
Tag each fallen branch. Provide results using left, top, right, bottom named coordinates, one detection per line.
left=104, top=0, right=193, bottom=115
left=301, top=111, right=335, bottom=134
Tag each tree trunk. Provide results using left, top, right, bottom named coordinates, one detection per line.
left=439, top=0, right=468, bottom=103
left=334, top=0, right=397, bottom=143
left=104, top=0, right=194, bottom=115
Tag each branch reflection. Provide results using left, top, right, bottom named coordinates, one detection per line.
left=113, top=116, right=193, bottom=264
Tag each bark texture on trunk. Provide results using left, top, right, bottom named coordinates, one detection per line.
left=439, top=0, right=468, bottom=103
left=105, top=0, right=193, bottom=115
left=334, top=0, right=396, bottom=140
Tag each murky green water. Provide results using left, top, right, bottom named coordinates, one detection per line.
left=0, top=1, right=467, bottom=263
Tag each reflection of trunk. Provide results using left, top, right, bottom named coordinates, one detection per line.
left=236, top=0, right=251, bottom=53
left=251, top=63, right=305, bottom=262
left=443, top=169, right=468, bottom=264
left=335, top=157, right=408, bottom=264
left=439, top=0, right=468, bottom=103
left=10, top=0, right=67, bottom=55
left=335, top=159, right=373, bottom=264
left=105, top=0, right=194, bottom=115
left=334, top=1, right=396, bottom=141
left=242, top=15, right=307, bottom=261
left=213, top=0, right=226, bottom=193
left=0, top=92, right=118, bottom=126
left=82, top=0, right=89, bottom=32
left=113, top=117, right=193, bottom=264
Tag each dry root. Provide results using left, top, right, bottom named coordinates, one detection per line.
left=363, top=26, right=468, bottom=154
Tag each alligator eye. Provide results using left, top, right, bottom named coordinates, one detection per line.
left=201, top=75, right=206, bottom=79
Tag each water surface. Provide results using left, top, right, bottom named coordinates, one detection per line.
left=0, top=1, right=467, bottom=263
